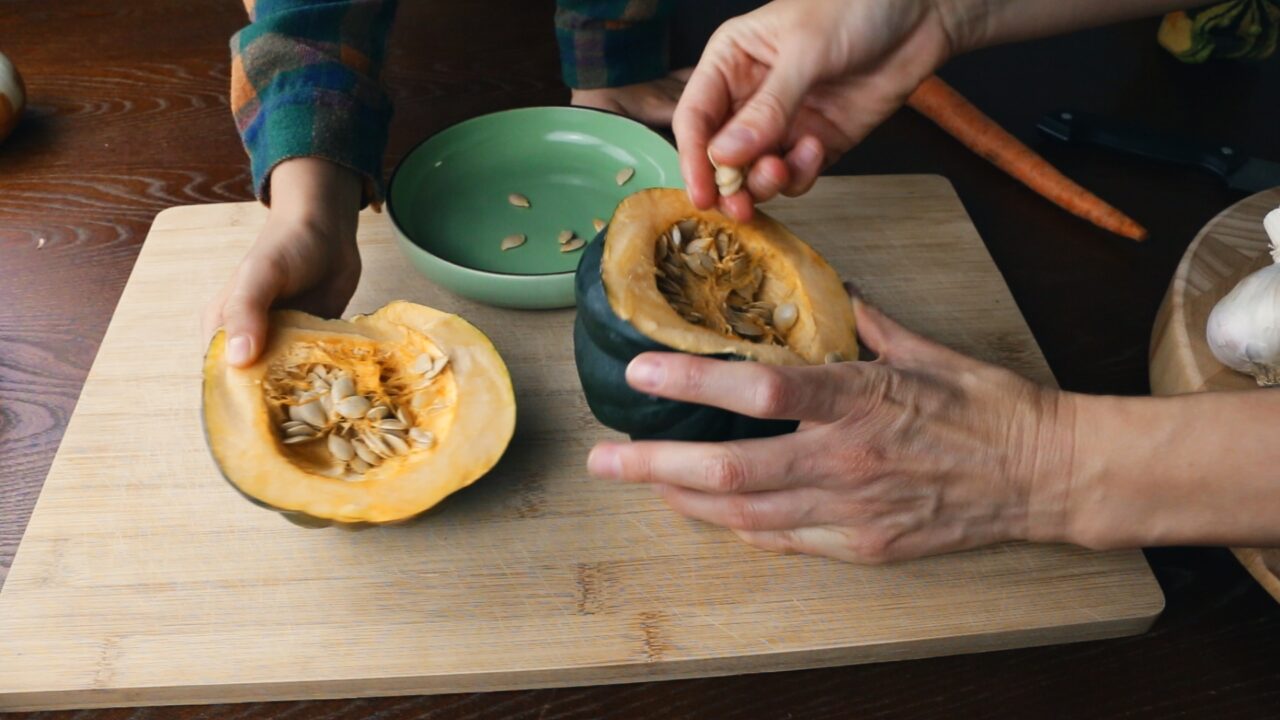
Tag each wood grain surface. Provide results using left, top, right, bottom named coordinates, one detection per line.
left=1, top=0, right=1279, bottom=718
left=1148, top=187, right=1280, bottom=603
left=0, top=178, right=1163, bottom=711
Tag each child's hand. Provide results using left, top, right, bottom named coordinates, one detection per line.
left=674, top=0, right=957, bottom=220
left=202, top=158, right=362, bottom=367
left=571, top=68, right=693, bottom=127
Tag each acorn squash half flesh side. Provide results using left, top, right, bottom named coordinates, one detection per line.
left=202, top=301, right=515, bottom=527
left=574, top=188, right=857, bottom=441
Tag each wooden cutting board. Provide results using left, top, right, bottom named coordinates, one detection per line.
left=0, top=176, right=1163, bottom=712
left=1149, top=187, right=1280, bottom=603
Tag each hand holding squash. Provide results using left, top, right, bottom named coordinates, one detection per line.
left=203, top=158, right=363, bottom=367
left=672, top=0, right=952, bottom=219
left=587, top=300, right=1075, bottom=564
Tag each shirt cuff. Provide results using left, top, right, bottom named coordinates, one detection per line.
left=239, top=87, right=390, bottom=209
left=558, top=18, right=669, bottom=89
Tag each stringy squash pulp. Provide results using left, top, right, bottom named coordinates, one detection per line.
left=602, top=189, right=857, bottom=365
left=202, top=301, right=515, bottom=526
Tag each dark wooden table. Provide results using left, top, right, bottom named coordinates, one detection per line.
left=3, top=1, right=1278, bottom=717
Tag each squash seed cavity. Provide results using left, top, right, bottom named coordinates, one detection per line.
left=653, top=218, right=800, bottom=347
left=265, top=347, right=454, bottom=481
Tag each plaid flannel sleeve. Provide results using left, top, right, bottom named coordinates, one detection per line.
left=556, top=0, right=675, bottom=89
left=230, top=0, right=398, bottom=208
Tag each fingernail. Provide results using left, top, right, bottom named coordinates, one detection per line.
left=227, top=335, right=252, bottom=366
left=711, top=125, right=755, bottom=159
left=627, top=357, right=665, bottom=391
left=588, top=445, right=622, bottom=479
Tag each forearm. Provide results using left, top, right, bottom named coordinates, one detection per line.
left=269, top=158, right=362, bottom=231
left=1060, top=390, right=1280, bottom=548
left=939, top=0, right=1206, bottom=54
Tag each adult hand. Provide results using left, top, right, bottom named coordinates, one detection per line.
left=673, top=0, right=958, bottom=219
left=586, top=300, right=1076, bottom=564
left=202, top=158, right=362, bottom=367
left=571, top=68, right=694, bottom=126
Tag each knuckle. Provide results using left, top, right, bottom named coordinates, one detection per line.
left=704, top=449, right=748, bottom=493
left=746, top=88, right=790, bottom=130
left=849, top=531, right=893, bottom=565
left=725, top=497, right=766, bottom=531
left=751, top=370, right=791, bottom=416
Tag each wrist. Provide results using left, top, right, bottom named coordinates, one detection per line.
left=1017, top=386, right=1082, bottom=546
left=930, top=0, right=993, bottom=57
left=267, top=157, right=362, bottom=231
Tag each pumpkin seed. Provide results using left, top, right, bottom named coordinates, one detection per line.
left=395, top=406, right=409, bottom=424
left=289, top=401, right=328, bottom=428
left=774, top=302, right=798, bottom=332
left=383, top=432, right=410, bottom=455
left=351, top=439, right=380, bottom=465
left=411, top=353, right=434, bottom=374
left=348, top=457, right=372, bottom=475
left=686, top=236, right=713, bottom=255
left=508, top=193, right=531, bottom=208
left=670, top=224, right=683, bottom=249
left=330, top=376, right=355, bottom=401
left=285, top=423, right=319, bottom=438
left=365, top=405, right=390, bottom=421
left=336, top=395, right=372, bottom=419
left=327, top=433, right=355, bottom=462
left=557, top=229, right=575, bottom=244
left=501, top=234, right=526, bottom=252
left=677, top=219, right=698, bottom=240
left=409, top=428, right=436, bottom=447
left=282, top=434, right=319, bottom=445
left=424, top=355, right=449, bottom=379
left=560, top=238, right=586, bottom=253
left=714, top=165, right=743, bottom=196
left=715, top=232, right=730, bottom=257
left=362, top=431, right=395, bottom=459
left=282, top=420, right=310, bottom=432
left=615, top=167, right=635, bottom=186
left=593, top=218, right=606, bottom=233
left=730, top=319, right=763, bottom=337
left=378, top=419, right=408, bottom=431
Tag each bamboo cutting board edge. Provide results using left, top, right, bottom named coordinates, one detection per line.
left=0, top=615, right=1155, bottom=713
left=0, top=175, right=1163, bottom=711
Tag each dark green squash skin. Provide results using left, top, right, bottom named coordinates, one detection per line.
left=573, top=229, right=797, bottom=441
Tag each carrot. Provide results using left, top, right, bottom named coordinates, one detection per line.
left=906, top=75, right=1148, bottom=242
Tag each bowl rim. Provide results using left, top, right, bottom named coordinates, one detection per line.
left=386, top=105, right=676, bottom=280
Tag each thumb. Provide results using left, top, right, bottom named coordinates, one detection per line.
left=852, top=298, right=955, bottom=369
left=220, top=258, right=285, bottom=368
left=709, top=59, right=816, bottom=167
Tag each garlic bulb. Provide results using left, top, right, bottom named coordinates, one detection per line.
left=1205, top=206, right=1280, bottom=386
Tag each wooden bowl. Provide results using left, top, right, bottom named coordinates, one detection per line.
left=1149, top=187, right=1280, bottom=602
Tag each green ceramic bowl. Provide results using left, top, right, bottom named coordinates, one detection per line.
left=388, top=107, right=683, bottom=309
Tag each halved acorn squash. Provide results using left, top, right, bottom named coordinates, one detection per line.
left=574, top=188, right=857, bottom=441
left=202, top=301, right=515, bottom=527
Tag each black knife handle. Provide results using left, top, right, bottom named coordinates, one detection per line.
left=1037, top=109, right=1245, bottom=179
